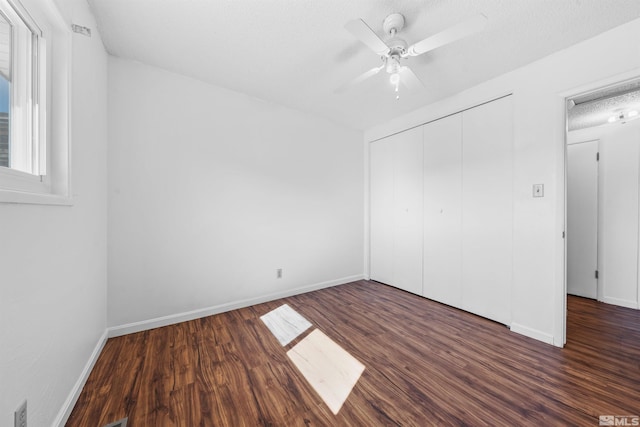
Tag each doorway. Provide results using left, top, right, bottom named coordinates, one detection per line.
left=565, top=76, right=640, bottom=329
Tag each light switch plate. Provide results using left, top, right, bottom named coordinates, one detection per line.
left=533, top=184, right=544, bottom=198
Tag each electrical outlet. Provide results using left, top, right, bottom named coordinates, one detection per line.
left=14, top=400, right=26, bottom=427
left=276, top=268, right=282, bottom=279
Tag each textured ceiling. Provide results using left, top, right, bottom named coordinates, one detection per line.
left=87, top=0, right=640, bottom=130
left=568, top=80, right=640, bottom=131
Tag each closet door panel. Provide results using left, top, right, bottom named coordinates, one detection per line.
left=601, top=124, right=640, bottom=306
left=393, top=127, right=424, bottom=295
left=462, top=96, right=513, bottom=325
left=370, top=138, right=394, bottom=285
left=423, top=114, right=463, bottom=306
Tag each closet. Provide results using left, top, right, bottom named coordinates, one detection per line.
left=370, top=95, right=513, bottom=325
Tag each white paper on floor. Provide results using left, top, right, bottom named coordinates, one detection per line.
left=260, top=304, right=313, bottom=346
left=287, top=329, right=365, bottom=415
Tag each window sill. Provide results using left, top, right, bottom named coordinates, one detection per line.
left=0, top=188, right=73, bottom=205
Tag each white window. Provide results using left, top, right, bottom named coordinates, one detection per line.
left=0, top=0, right=70, bottom=204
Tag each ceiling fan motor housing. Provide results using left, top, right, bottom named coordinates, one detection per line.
left=387, top=36, right=407, bottom=54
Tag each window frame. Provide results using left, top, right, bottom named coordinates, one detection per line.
left=0, top=0, right=71, bottom=205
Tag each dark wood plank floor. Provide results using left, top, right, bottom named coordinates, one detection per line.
left=66, top=280, right=640, bottom=426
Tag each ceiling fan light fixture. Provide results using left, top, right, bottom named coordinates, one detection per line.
left=389, top=73, right=400, bottom=85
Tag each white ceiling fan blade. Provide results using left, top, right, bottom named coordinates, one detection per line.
left=335, top=65, right=385, bottom=94
left=345, top=19, right=390, bottom=56
left=399, top=67, right=424, bottom=91
left=407, top=14, right=487, bottom=57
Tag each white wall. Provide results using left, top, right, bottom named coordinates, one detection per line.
left=107, top=57, right=364, bottom=329
left=569, top=120, right=640, bottom=309
left=0, top=0, right=108, bottom=425
left=366, top=18, right=640, bottom=346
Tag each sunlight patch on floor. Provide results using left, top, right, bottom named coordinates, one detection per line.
left=260, top=304, right=312, bottom=346
left=287, top=329, right=365, bottom=415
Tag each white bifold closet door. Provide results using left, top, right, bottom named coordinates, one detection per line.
left=372, top=95, right=513, bottom=325
left=370, top=126, right=423, bottom=295
left=461, top=96, right=513, bottom=325
left=423, top=114, right=463, bottom=307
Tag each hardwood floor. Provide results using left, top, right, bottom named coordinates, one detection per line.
left=66, top=281, right=640, bottom=426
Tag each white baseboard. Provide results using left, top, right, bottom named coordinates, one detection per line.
left=601, top=296, right=639, bottom=309
left=108, top=275, right=365, bottom=338
left=53, top=329, right=108, bottom=427
left=510, top=322, right=555, bottom=345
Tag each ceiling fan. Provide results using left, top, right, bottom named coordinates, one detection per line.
left=336, top=13, right=487, bottom=98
